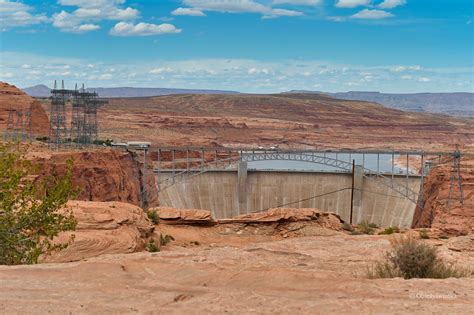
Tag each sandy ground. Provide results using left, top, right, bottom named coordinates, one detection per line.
left=1, top=229, right=473, bottom=314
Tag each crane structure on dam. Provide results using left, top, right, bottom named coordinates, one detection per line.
left=49, top=80, right=108, bottom=148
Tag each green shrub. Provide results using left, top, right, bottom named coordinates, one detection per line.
left=366, top=236, right=472, bottom=279
left=146, top=239, right=159, bottom=252
left=147, top=210, right=159, bottom=225
left=357, top=221, right=376, bottom=235
left=378, top=226, right=400, bottom=235
left=0, top=143, right=77, bottom=265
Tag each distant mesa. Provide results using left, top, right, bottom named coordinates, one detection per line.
left=21, top=84, right=474, bottom=117
left=284, top=90, right=474, bottom=118
left=22, top=84, right=240, bottom=98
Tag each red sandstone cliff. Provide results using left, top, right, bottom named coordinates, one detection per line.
left=33, top=148, right=159, bottom=207
left=412, top=157, right=474, bottom=235
left=0, top=82, right=49, bottom=136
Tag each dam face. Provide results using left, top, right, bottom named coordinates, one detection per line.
left=157, top=170, right=421, bottom=228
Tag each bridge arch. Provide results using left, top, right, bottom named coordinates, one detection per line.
left=155, top=151, right=420, bottom=204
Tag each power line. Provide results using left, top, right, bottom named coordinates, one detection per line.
left=261, top=187, right=352, bottom=211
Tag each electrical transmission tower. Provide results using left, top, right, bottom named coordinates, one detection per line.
left=70, top=84, right=85, bottom=145
left=49, top=80, right=68, bottom=148
left=4, top=108, right=32, bottom=141
left=447, top=147, right=464, bottom=207
left=49, top=80, right=107, bottom=148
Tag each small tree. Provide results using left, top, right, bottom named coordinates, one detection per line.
left=0, top=143, right=77, bottom=265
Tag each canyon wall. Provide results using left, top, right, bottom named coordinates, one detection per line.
left=412, top=157, right=474, bottom=235
left=0, top=82, right=49, bottom=136
left=34, top=148, right=159, bottom=207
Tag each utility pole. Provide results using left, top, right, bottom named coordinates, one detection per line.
left=350, top=159, right=355, bottom=225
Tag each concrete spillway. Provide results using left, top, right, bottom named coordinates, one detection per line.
left=157, top=169, right=421, bottom=228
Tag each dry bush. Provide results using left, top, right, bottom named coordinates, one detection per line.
left=366, top=236, right=472, bottom=279
left=378, top=226, right=400, bottom=235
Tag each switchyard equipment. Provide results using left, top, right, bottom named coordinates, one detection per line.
left=4, top=108, right=32, bottom=141
left=49, top=80, right=108, bottom=148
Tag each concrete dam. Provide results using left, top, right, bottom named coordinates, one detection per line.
left=156, top=166, right=422, bottom=228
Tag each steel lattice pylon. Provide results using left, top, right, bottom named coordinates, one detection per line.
left=48, top=80, right=107, bottom=148
left=49, top=80, right=68, bottom=148
left=4, top=108, right=32, bottom=141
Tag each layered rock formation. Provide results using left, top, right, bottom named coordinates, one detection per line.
left=34, top=148, right=159, bottom=207
left=0, top=82, right=49, bottom=136
left=99, top=93, right=474, bottom=152
left=154, top=207, right=214, bottom=225
left=412, top=157, right=474, bottom=235
left=44, top=201, right=154, bottom=263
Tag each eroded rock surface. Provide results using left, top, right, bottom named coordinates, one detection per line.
left=413, top=157, right=474, bottom=235
left=0, top=82, right=49, bottom=136
left=2, top=233, right=472, bottom=314
left=44, top=201, right=154, bottom=263
left=35, top=148, right=159, bottom=207
left=154, top=207, right=214, bottom=225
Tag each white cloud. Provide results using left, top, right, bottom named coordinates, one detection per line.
left=182, top=0, right=303, bottom=18
left=0, top=0, right=48, bottom=30
left=391, top=65, right=422, bottom=72
left=3, top=51, right=472, bottom=93
left=351, top=9, right=393, bottom=19
left=149, top=67, right=174, bottom=74
left=52, top=0, right=139, bottom=33
left=248, top=67, right=270, bottom=75
left=378, top=0, right=406, bottom=9
left=172, top=7, right=206, bottom=16
left=77, top=24, right=100, bottom=31
left=0, top=72, right=14, bottom=79
left=272, top=0, right=321, bottom=5
left=335, top=0, right=371, bottom=8
left=110, top=22, right=182, bottom=36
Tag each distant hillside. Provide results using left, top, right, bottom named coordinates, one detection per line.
left=22, top=85, right=240, bottom=98
left=286, top=90, right=474, bottom=117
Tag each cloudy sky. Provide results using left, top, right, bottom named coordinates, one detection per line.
left=0, top=0, right=472, bottom=93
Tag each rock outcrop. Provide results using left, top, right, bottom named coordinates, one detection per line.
left=221, top=208, right=343, bottom=228
left=0, top=82, right=49, bottom=136
left=154, top=207, right=214, bottom=225
left=35, top=148, right=159, bottom=207
left=44, top=201, right=154, bottom=263
left=412, top=157, right=474, bottom=235
left=154, top=207, right=343, bottom=231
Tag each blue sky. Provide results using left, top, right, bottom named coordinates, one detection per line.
left=0, top=0, right=472, bottom=93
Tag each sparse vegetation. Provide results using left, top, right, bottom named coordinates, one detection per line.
left=356, top=221, right=377, bottom=235
left=366, top=236, right=472, bottom=279
left=0, top=143, right=77, bottom=265
left=147, top=209, right=159, bottom=225
left=378, top=226, right=400, bottom=235
left=419, top=229, right=429, bottom=239
left=159, top=234, right=175, bottom=246
left=146, top=239, right=159, bottom=252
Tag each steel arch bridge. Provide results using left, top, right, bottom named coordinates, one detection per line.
left=152, top=150, right=423, bottom=204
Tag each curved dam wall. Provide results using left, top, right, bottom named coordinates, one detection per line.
left=157, top=169, right=421, bottom=228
